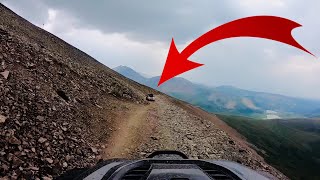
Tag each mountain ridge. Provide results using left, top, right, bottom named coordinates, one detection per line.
left=114, top=65, right=320, bottom=118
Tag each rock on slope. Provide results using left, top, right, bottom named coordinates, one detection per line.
left=0, top=4, right=154, bottom=179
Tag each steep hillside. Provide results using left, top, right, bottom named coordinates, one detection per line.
left=0, top=4, right=155, bottom=179
left=0, top=4, right=287, bottom=179
left=218, top=115, right=320, bottom=180
left=114, top=66, right=320, bottom=118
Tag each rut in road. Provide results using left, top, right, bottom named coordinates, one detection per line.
left=103, top=102, right=157, bottom=158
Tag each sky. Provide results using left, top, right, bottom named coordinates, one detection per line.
left=1, top=0, right=320, bottom=99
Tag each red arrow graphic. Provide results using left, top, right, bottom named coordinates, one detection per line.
left=158, top=16, right=315, bottom=86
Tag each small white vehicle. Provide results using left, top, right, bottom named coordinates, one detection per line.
left=146, top=94, right=155, bottom=101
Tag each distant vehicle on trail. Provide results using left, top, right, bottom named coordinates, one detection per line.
left=146, top=93, right=155, bottom=101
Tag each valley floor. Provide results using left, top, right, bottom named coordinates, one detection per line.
left=103, top=95, right=288, bottom=179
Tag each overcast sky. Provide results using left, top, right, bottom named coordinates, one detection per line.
left=1, top=0, right=320, bottom=99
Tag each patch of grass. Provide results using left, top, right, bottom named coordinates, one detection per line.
left=217, top=114, right=320, bottom=180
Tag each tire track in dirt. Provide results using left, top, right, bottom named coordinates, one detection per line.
left=102, top=102, right=157, bottom=158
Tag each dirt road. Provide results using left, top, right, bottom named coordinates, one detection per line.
left=103, top=102, right=156, bottom=157
left=102, top=95, right=287, bottom=179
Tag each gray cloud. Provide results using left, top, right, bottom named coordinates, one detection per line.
left=1, top=0, right=320, bottom=99
left=36, top=0, right=241, bottom=43
left=1, top=0, right=48, bottom=24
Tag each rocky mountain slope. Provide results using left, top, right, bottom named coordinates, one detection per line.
left=0, top=4, right=154, bottom=179
left=0, top=4, right=287, bottom=179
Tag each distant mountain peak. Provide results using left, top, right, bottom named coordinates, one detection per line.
left=113, top=65, right=151, bottom=79
left=113, top=65, right=148, bottom=83
left=113, top=65, right=134, bottom=71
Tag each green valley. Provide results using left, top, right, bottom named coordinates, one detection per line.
left=217, top=115, right=320, bottom=180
